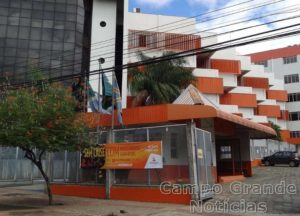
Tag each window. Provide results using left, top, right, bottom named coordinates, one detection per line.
left=288, top=93, right=300, bottom=102
left=284, top=74, right=299, bottom=84
left=220, top=146, right=232, bottom=159
left=289, top=112, right=300, bottom=121
left=290, top=131, right=300, bottom=138
left=255, top=60, right=268, bottom=67
left=139, top=34, right=147, bottom=47
left=170, top=133, right=178, bottom=159
left=283, top=56, right=297, bottom=64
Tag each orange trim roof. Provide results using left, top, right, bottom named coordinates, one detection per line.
left=249, top=45, right=300, bottom=62
left=84, top=104, right=276, bottom=136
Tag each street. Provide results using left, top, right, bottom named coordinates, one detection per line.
left=0, top=166, right=299, bottom=216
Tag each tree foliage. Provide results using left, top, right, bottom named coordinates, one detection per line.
left=0, top=80, right=90, bottom=204
left=128, top=51, right=195, bottom=105
left=269, top=121, right=282, bottom=141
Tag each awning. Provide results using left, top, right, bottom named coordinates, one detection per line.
left=85, top=104, right=276, bottom=138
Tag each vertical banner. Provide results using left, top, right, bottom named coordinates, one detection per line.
left=102, top=141, right=163, bottom=169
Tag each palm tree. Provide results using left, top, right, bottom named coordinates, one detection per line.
left=128, top=51, right=195, bottom=106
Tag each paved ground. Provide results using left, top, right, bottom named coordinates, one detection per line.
left=0, top=166, right=299, bottom=216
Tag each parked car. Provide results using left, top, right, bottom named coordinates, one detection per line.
left=262, top=151, right=299, bottom=167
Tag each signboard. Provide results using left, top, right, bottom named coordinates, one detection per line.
left=80, top=144, right=105, bottom=168
left=102, top=141, right=163, bottom=169
left=197, top=148, right=203, bottom=159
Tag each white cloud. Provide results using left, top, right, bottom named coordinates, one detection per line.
left=194, top=0, right=300, bottom=54
left=135, top=0, right=174, bottom=9
left=187, top=0, right=219, bottom=9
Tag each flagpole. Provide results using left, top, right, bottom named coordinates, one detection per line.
left=96, top=58, right=105, bottom=145
left=111, top=71, right=115, bottom=136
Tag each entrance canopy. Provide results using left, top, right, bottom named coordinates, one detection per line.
left=85, top=104, right=276, bottom=139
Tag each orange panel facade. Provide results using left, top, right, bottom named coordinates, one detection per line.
left=220, top=93, right=257, bottom=107
left=257, top=105, right=281, bottom=117
left=279, top=110, right=289, bottom=120
left=196, top=77, right=224, bottom=94
left=210, top=59, right=241, bottom=74
left=280, top=130, right=291, bottom=142
left=51, top=185, right=106, bottom=199
left=267, top=90, right=288, bottom=101
left=288, top=137, right=300, bottom=145
left=249, top=45, right=300, bottom=62
left=242, top=77, right=269, bottom=89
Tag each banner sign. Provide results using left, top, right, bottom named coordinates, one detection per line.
left=81, top=144, right=105, bottom=168
left=102, top=141, right=163, bottom=169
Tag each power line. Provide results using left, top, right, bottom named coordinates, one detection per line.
left=9, top=2, right=299, bottom=81
left=3, top=0, right=283, bottom=73
left=4, top=23, right=300, bottom=90
left=32, top=9, right=300, bottom=78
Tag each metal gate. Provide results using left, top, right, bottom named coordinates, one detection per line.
left=194, top=128, right=214, bottom=200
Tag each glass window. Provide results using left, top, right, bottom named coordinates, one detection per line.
left=53, top=29, right=64, bottom=41
left=29, top=40, right=41, bottom=49
left=10, top=0, right=21, bottom=8
left=8, top=8, right=20, bottom=17
left=55, top=3, right=66, bottom=12
left=44, top=11, right=54, bottom=20
left=33, top=1, right=43, bottom=10
left=6, top=39, right=18, bottom=48
left=63, top=42, right=75, bottom=50
left=289, top=112, right=300, bottom=121
left=21, top=0, right=32, bottom=9
left=66, top=5, right=76, bottom=13
left=170, top=133, right=178, bottom=159
left=17, top=39, right=29, bottom=49
left=0, top=25, right=6, bottom=37
left=18, top=27, right=30, bottom=39
left=283, top=56, right=297, bottom=64
left=8, top=17, right=20, bottom=26
left=30, top=28, right=41, bottom=40
left=64, top=31, right=75, bottom=43
left=288, top=93, right=300, bottom=102
left=31, top=19, right=42, bottom=28
left=54, top=21, right=65, bottom=30
left=20, top=9, right=32, bottom=18
left=16, top=49, right=29, bottom=58
left=41, top=41, right=52, bottom=50
left=44, top=2, right=55, bottom=11
left=284, top=74, right=300, bottom=84
left=220, top=146, right=232, bottom=159
left=66, top=13, right=76, bottom=22
left=52, top=42, right=64, bottom=51
left=65, top=22, right=76, bottom=30
left=32, top=11, right=43, bottom=19
left=7, top=26, right=18, bottom=38
left=0, top=16, right=8, bottom=25
left=20, top=18, right=31, bottom=26
left=5, top=47, right=17, bottom=57
left=42, top=28, right=53, bottom=41
left=43, top=20, right=54, bottom=29
left=255, top=60, right=268, bottom=67
left=55, top=12, right=66, bottom=21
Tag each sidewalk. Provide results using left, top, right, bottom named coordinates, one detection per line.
left=0, top=184, right=217, bottom=216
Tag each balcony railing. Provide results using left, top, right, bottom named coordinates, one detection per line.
left=128, top=29, right=201, bottom=51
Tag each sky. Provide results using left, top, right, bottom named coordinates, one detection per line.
left=128, top=0, right=300, bottom=55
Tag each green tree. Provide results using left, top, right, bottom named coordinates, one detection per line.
left=269, top=121, right=282, bottom=141
left=128, top=51, right=195, bottom=106
left=0, top=81, right=90, bottom=205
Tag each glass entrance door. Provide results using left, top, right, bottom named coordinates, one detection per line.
left=194, top=128, right=214, bottom=200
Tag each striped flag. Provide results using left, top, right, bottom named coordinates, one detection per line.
left=112, top=72, right=123, bottom=125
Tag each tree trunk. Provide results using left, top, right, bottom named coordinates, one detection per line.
left=131, top=90, right=149, bottom=107
left=35, top=161, right=53, bottom=205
